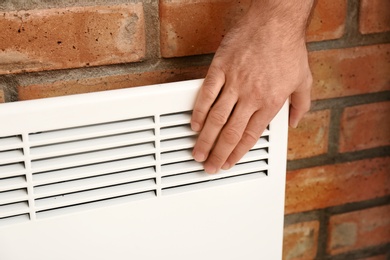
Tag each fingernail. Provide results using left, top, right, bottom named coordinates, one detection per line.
left=290, top=120, right=298, bottom=128
left=191, top=122, right=201, bottom=132
left=204, top=164, right=217, bottom=174
left=193, top=150, right=206, bottom=162
left=221, top=162, right=230, bottom=170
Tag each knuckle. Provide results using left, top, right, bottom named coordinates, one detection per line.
left=209, top=152, right=225, bottom=165
left=228, top=149, right=240, bottom=161
left=209, top=109, right=229, bottom=126
left=241, top=130, right=259, bottom=147
left=192, top=107, right=208, bottom=118
left=266, top=94, right=285, bottom=110
left=222, top=127, right=242, bottom=144
left=202, top=68, right=224, bottom=98
left=202, top=84, right=218, bottom=101
left=198, top=136, right=214, bottom=147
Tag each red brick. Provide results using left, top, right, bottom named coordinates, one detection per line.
left=17, top=66, right=208, bottom=100
left=328, top=205, right=390, bottom=255
left=285, top=157, right=390, bottom=214
left=306, top=0, right=347, bottom=42
left=0, top=4, right=145, bottom=74
left=360, top=0, right=390, bottom=34
left=159, top=0, right=346, bottom=57
left=340, top=101, right=390, bottom=152
left=283, top=221, right=319, bottom=260
left=310, top=44, right=390, bottom=100
left=288, top=110, right=330, bottom=160
left=159, top=0, right=251, bottom=57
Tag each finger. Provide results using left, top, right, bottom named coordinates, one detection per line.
left=192, top=86, right=238, bottom=163
left=203, top=103, right=253, bottom=174
left=191, top=65, right=225, bottom=132
left=289, top=78, right=312, bottom=128
left=222, top=109, right=273, bottom=170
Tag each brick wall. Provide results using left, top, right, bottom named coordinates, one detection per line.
left=1, top=0, right=389, bottom=259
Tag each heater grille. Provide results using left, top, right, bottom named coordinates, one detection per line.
left=0, top=134, right=29, bottom=227
left=0, top=87, right=271, bottom=225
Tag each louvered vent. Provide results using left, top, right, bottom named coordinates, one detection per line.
left=30, top=116, right=157, bottom=219
left=159, top=110, right=269, bottom=194
left=0, top=85, right=272, bottom=225
left=0, top=135, right=30, bottom=227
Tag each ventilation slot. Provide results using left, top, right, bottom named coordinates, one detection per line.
left=28, top=117, right=155, bottom=145
left=0, top=176, right=28, bottom=196
left=0, top=176, right=27, bottom=201
left=0, top=149, right=24, bottom=165
left=159, top=111, right=192, bottom=126
left=36, top=191, right=156, bottom=220
left=162, top=165, right=267, bottom=189
left=0, top=163, right=26, bottom=179
left=0, top=214, right=30, bottom=227
left=0, top=186, right=29, bottom=223
left=162, top=172, right=266, bottom=196
left=34, top=177, right=157, bottom=219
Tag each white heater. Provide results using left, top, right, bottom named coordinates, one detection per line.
left=0, top=79, right=288, bottom=260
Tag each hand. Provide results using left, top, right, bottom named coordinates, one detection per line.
left=190, top=1, right=314, bottom=174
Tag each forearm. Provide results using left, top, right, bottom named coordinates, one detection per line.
left=249, top=0, right=315, bottom=27
left=234, top=0, right=316, bottom=47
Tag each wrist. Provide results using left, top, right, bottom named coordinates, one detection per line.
left=245, top=0, right=315, bottom=42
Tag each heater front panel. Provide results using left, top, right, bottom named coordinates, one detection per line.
left=0, top=79, right=288, bottom=260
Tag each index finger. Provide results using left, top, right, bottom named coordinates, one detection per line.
left=191, top=66, right=225, bottom=132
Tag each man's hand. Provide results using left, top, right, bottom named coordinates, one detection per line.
left=191, top=0, right=315, bottom=174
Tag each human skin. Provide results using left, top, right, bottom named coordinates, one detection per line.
left=191, top=0, right=315, bottom=174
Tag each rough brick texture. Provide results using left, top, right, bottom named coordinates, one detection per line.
left=340, top=101, right=390, bottom=152
left=360, top=0, right=390, bottom=34
left=310, top=44, right=390, bottom=100
left=287, top=110, right=330, bottom=160
left=0, top=4, right=145, bottom=74
left=306, top=0, right=347, bottom=42
left=283, top=221, right=319, bottom=260
left=160, top=0, right=347, bottom=57
left=285, top=157, right=390, bottom=214
left=17, top=66, right=208, bottom=100
left=328, top=205, right=390, bottom=255
left=159, top=0, right=251, bottom=57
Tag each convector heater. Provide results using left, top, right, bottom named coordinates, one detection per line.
left=0, top=79, right=288, bottom=260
